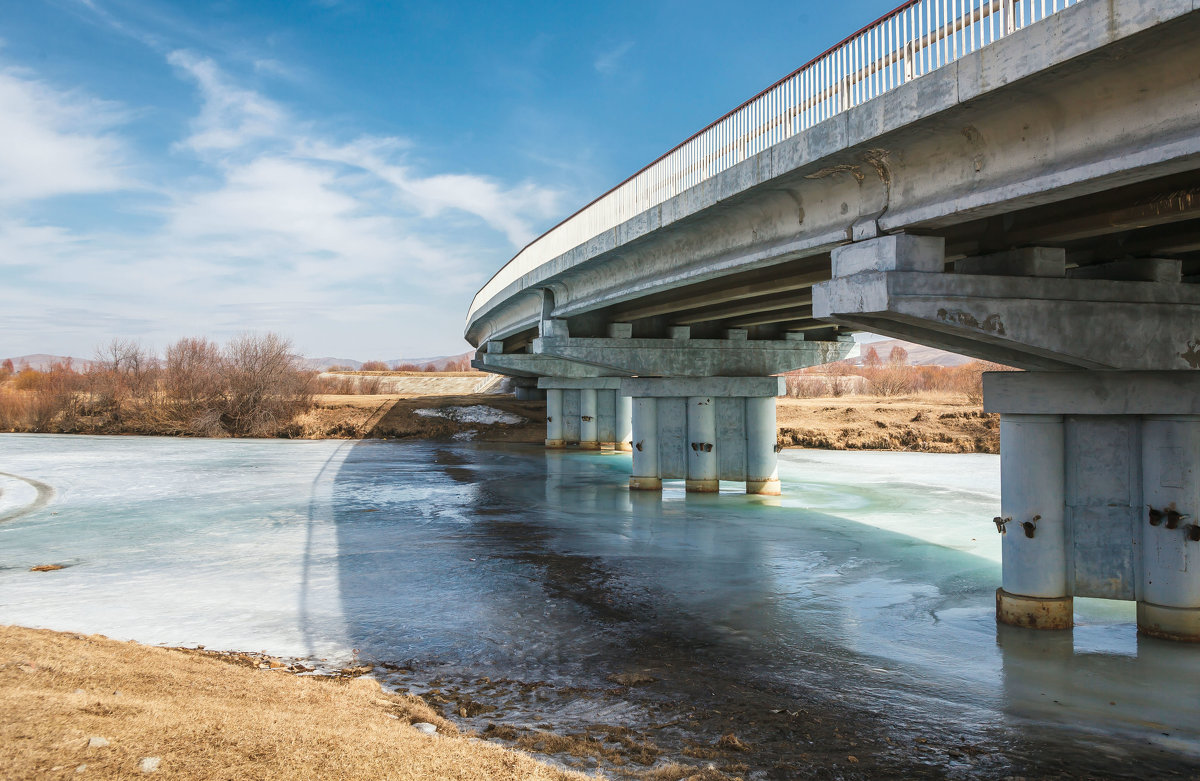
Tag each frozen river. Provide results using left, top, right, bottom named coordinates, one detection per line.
left=1, top=434, right=1197, bottom=777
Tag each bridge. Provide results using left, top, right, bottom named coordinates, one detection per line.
left=465, top=0, right=1200, bottom=640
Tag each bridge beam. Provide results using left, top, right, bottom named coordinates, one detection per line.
left=533, top=329, right=853, bottom=377
left=815, top=234, right=1200, bottom=639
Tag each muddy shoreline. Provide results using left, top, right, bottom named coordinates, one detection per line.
left=171, top=634, right=1195, bottom=780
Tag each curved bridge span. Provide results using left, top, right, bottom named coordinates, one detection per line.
left=465, top=0, right=1200, bottom=641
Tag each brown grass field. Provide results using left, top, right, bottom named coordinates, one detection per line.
left=292, top=391, right=998, bottom=453
left=0, top=626, right=588, bottom=781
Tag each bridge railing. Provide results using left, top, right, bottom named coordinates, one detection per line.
left=468, top=0, right=1080, bottom=327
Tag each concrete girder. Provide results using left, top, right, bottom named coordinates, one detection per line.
left=466, top=1, right=1200, bottom=349
left=473, top=354, right=629, bottom=379
left=612, top=269, right=827, bottom=322
left=531, top=335, right=853, bottom=377
left=814, top=270, right=1200, bottom=371
left=669, top=290, right=814, bottom=325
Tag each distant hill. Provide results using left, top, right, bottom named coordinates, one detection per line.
left=5, top=350, right=478, bottom=373
left=853, top=338, right=974, bottom=367
left=2, top=354, right=85, bottom=371
left=385, top=351, right=474, bottom=370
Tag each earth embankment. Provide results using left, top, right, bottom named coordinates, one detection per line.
left=300, top=391, right=997, bottom=453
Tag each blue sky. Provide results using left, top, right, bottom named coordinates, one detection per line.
left=2, top=0, right=898, bottom=361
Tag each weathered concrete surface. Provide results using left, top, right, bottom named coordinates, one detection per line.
left=466, top=0, right=1200, bottom=349
left=531, top=336, right=851, bottom=377
left=815, top=269, right=1200, bottom=370
left=996, top=589, right=1074, bottom=631
left=984, top=372, right=1200, bottom=415
left=621, top=376, right=784, bottom=398
left=473, top=354, right=627, bottom=379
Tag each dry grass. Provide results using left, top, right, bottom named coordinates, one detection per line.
left=776, top=393, right=998, bottom=453
left=293, top=394, right=546, bottom=442
left=0, top=626, right=587, bottom=781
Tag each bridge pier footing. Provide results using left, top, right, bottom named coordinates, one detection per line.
left=986, top=372, right=1200, bottom=639
left=537, top=377, right=631, bottom=451
left=622, top=377, right=783, bottom=495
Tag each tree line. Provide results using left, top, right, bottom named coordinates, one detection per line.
left=2, top=334, right=315, bottom=436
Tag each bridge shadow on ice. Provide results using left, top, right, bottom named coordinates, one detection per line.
left=310, top=438, right=1200, bottom=773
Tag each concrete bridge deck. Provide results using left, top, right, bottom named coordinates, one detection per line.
left=467, top=0, right=1199, bottom=353
left=465, top=0, right=1200, bottom=640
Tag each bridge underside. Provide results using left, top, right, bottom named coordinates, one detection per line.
left=467, top=0, right=1200, bottom=639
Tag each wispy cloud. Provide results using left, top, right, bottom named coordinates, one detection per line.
left=0, top=50, right=563, bottom=357
left=594, top=40, right=634, bottom=76
left=0, top=65, right=132, bottom=202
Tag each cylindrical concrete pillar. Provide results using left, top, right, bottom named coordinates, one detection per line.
left=1138, top=415, right=1200, bottom=641
left=629, top=397, right=660, bottom=490
left=579, top=388, right=599, bottom=449
left=686, top=396, right=718, bottom=493
left=996, top=414, right=1072, bottom=630
left=545, top=389, right=564, bottom=448
left=614, top=394, right=633, bottom=452
left=745, top=396, right=781, bottom=495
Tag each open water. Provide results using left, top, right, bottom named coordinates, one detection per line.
left=1, top=434, right=1197, bottom=776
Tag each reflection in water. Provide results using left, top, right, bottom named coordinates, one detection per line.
left=0, top=434, right=1197, bottom=776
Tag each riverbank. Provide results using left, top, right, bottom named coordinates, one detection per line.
left=2, top=367, right=999, bottom=452
left=1, top=625, right=587, bottom=781
left=294, top=392, right=998, bottom=453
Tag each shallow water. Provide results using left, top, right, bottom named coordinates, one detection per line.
left=2, top=434, right=1198, bottom=775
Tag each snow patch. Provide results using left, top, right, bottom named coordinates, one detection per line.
left=415, top=405, right=525, bottom=425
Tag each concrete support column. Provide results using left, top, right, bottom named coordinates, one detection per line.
left=1138, top=415, right=1200, bottom=642
left=686, top=396, right=718, bottom=493
left=579, top=388, right=599, bottom=450
left=545, top=389, right=564, bottom=449
left=614, top=394, right=633, bottom=452
left=996, top=414, right=1073, bottom=630
left=745, top=396, right=781, bottom=495
left=630, top=398, right=661, bottom=491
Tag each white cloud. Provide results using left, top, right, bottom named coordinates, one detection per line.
left=0, top=66, right=132, bottom=202
left=168, top=50, right=286, bottom=152
left=0, top=51, right=565, bottom=358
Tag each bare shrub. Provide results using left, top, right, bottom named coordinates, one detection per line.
left=360, top=360, right=389, bottom=372
left=315, top=375, right=358, bottom=395
left=946, top=360, right=1017, bottom=403
left=13, top=368, right=43, bottom=391
left=88, top=339, right=160, bottom=420
left=0, top=389, right=30, bottom=430
left=220, top=333, right=313, bottom=436
left=785, top=375, right=825, bottom=398
left=865, top=346, right=914, bottom=396
left=6, top=362, right=85, bottom=432
left=165, top=337, right=223, bottom=404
